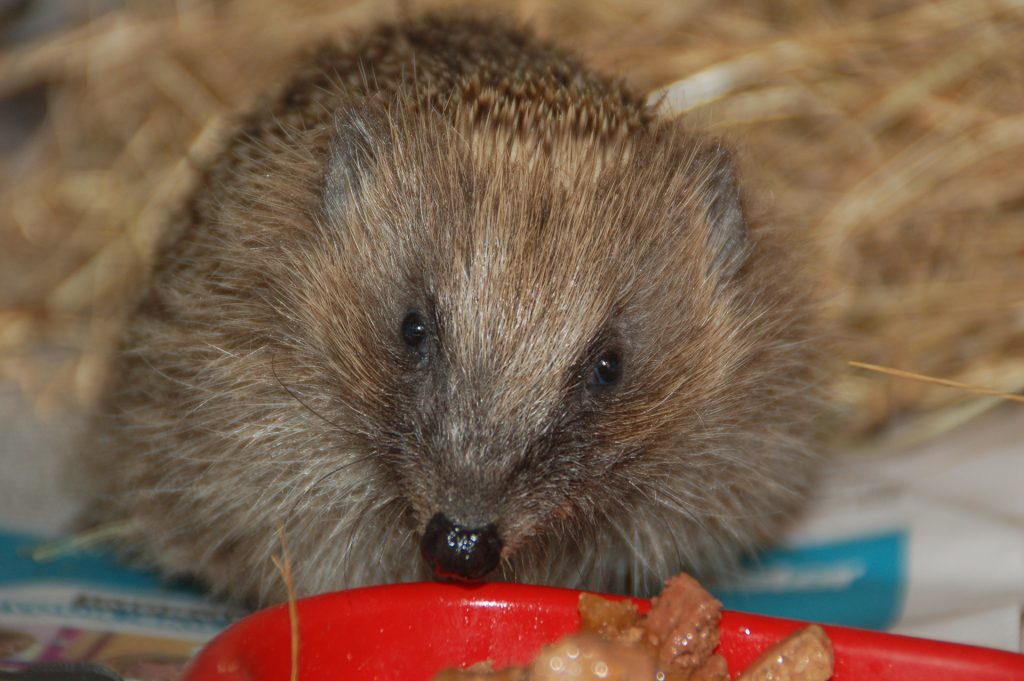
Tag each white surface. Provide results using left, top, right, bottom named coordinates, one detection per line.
left=0, top=381, right=85, bottom=534
left=786, top=403, right=1024, bottom=651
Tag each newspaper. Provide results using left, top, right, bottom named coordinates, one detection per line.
left=0, top=529, right=244, bottom=674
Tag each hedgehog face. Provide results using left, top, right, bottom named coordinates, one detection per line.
left=279, top=106, right=820, bottom=590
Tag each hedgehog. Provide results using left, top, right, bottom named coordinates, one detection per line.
left=83, top=13, right=826, bottom=605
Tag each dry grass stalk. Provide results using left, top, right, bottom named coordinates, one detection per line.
left=848, top=360, right=1024, bottom=404
left=1, top=0, right=1022, bottom=449
left=272, top=524, right=299, bottom=681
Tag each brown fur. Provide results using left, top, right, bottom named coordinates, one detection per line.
left=84, top=14, right=825, bottom=605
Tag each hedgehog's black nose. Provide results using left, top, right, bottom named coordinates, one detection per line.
left=420, top=512, right=503, bottom=581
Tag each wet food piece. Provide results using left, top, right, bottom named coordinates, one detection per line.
left=736, top=625, right=834, bottom=681
left=641, top=573, right=723, bottom=675
left=529, top=632, right=659, bottom=681
left=578, top=593, right=643, bottom=645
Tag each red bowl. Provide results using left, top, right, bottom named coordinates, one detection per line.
left=182, top=582, right=1024, bottom=681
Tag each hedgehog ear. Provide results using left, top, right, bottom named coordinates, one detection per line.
left=704, top=152, right=748, bottom=279
left=322, top=105, right=391, bottom=212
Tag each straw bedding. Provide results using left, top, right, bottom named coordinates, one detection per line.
left=1, top=0, right=1021, bottom=452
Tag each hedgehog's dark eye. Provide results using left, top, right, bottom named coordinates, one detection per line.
left=401, top=311, right=428, bottom=353
left=590, top=350, right=622, bottom=388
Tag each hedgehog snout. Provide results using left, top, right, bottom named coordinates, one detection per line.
left=419, top=512, right=504, bottom=581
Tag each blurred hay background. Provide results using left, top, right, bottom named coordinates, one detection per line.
left=1, top=0, right=1022, bottom=457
